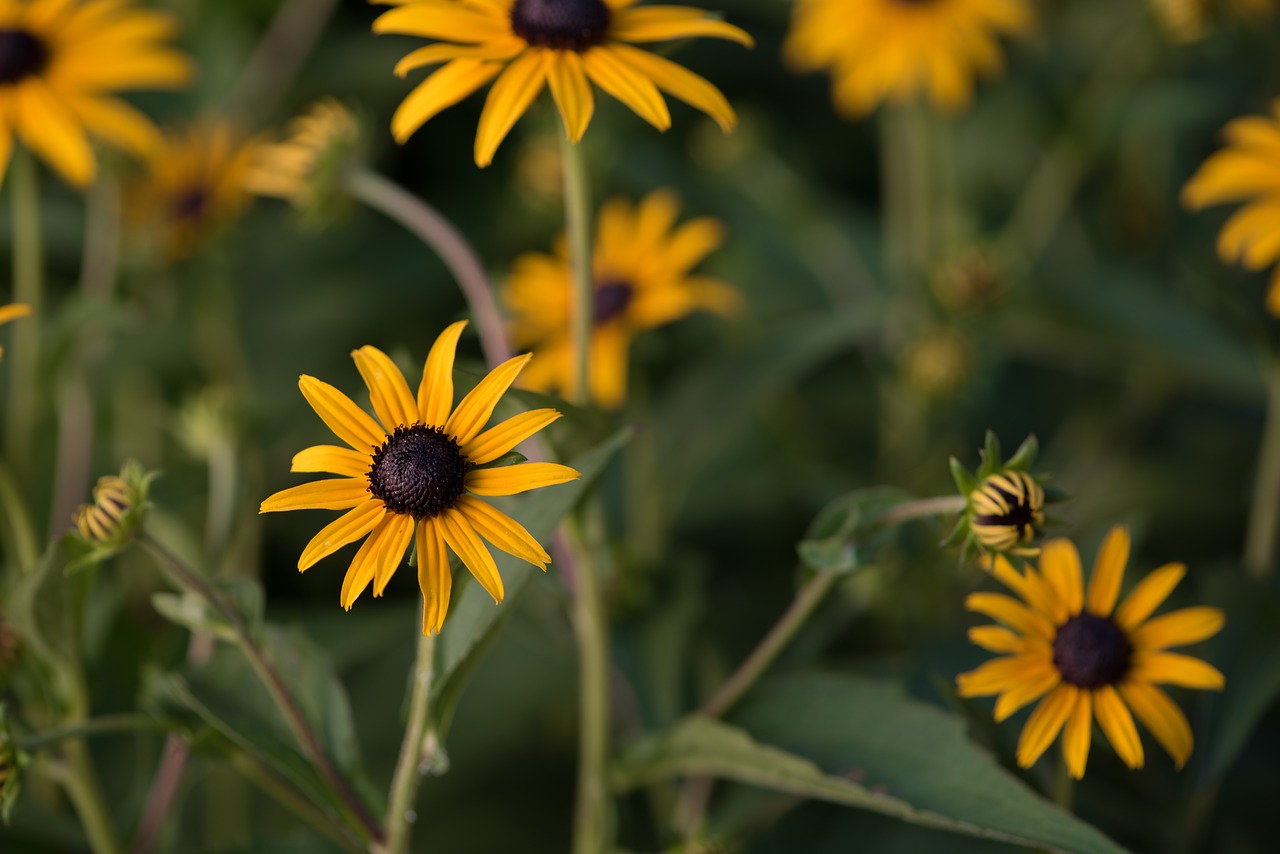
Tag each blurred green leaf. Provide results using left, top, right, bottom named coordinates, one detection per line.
left=796, top=487, right=916, bottom=575
left=150, top=578, right=265, bottom=645
left=722, top=672, right=1128, bottom=854
left=4, top=542, right=83, bottom=718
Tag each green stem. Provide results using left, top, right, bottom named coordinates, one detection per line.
left=5, top=148, right=43, bottom=475
left=880, top=102, right=933, bottom=291
left=568, top=510, right=611, bottom=854
left=140, top=535, right=385, bottom=844
left=19, top=714, right=165, bottom=751
left=559, top=134, right=593, bottom=405
left=345, top=167, right=510, bottom=367
left=377, top=619, right=439, bottom=854
left=229, top=752, right=366, bottom=854
left=1244, top=359, right=1280, bottom=578
left=58, top=739, right=122, bottom=854
left=0, top=458, right=38, bottom=570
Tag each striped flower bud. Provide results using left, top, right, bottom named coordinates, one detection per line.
left=969, top=471, right=1045, bottom=552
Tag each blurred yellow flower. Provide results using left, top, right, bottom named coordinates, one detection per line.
left=260, top=321, right=580, bottom=635
left=900, top=326, right=973, bottom=398
left=958, top=527, right=1224, bottom=779
left=504, top=189, right=739, bottom=407
left=245, top=98, right=360, bottom=210
left=784, top=0, right=1032, bottom=116
left=1183, top=102, right=1280, bottom=315
left=0, top=0, right=193, bottom=187
left=372, top=0, right=753, bottom=167
left=0, top=303, right=30, bottom=359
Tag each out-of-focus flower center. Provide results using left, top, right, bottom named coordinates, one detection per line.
left=172, top=187, right=210, bottom=222
left=1053, top=613, right=1131, bottom=688
left=368, top=424, right=470, bottom=519
left=0, top=29, right=49, bottom=85
left=593, top=278, right=633, bottom=324
left=510, top=0, right=611, bottom=51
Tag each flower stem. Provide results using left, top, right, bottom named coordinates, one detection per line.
left=58, top=739, right=123, bottom=854
left=1244, top=358, right=1280, bottom=578
left=345, top=167, right=510, bottom=367
left=377, top=619, right=438, bottom=854
left=567, top=510, right=612, bottom=854
left=19, top=714, right=165, bottom=751
left=0, top=458, right=39, bottom=570
left=5, top=148, right=43, bottom=475
left=139, top=535, right=385, bottom=844
left=559, top=134, right=593, bottom=404
left=1053, top=755, right=1075, bottom=813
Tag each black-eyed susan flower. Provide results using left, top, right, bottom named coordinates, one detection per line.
left=372, top=0, right=753, bottom=167
left=1183, top=102, right=1280, bottom=315
left=67, top=461, right=155, bottom=569
left=0, top=0, right=193, bottom=187
left=783, top=0, right=1032, bottom=116
left=0, top=303, right=30, bottom=359
left=958, top=527, right=1225, bottom=779
left=126, top=120, right=261, bottom=261
left=259, top=321, right=579, bottom=635
left=504, top=188, right=739, bottom=407
left=947, top=432, right=1053, bottom=561
left=245, top=98, right=361, bottom=216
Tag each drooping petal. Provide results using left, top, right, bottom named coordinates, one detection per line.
left=393, top=39, right=524, bottom=77
left=371, top=512, right=415, bottom=596
left=474, top=49, right=550, bottom=167
left=1086, top=525, right=1129, bottom=617
left=1038, top=538, right=1084, bottom=617
left=455, top=495, right=550, bottom=568
left=15, top=80, right=96, bottom=187
left=260, top=478, right=370, bottom=513
left=417, top=518, right=452, bottom=635
left=609, top=44, right=736, bottom=132
left=353, top=346, right=418, bottom=433
left=581, top=46, right=670, bottom=131
left=609, top=7, right=754, bottom=47
left=1015, top=685, right=1077, bottom=770
left=1120, top=681, right=1193, bottom=768
left=1129, top=607, right=1225, bottom=651
left=547, top=51, right=594, bottom=143
left=444, top=353, right=533, bottom=445
left=419, top=320, right=468, bottom=426
left=298, top=375, right=386, bottom=453
left=298, top=500, right=386, bottom=570
left=391, top=59, right=504, bottom=143
left=1094, top=685, right=1144, bottom=770
left=290, top=445, right=370, bottom=477
left=438, top=509, right=504, bottom=603
left=956, top=654, right=1046, bottom=697
left=966, top=625, right=1024, bottom=654
left=462, top=408, right=562, bottom=464
left=340, top=516, right=394, bottom=608
left=1129, top=652, right=1225, bottom=690
left=993, top=666, right=1060, bottom=722
left=465, top=462, right=580, bottom=496
left=1062, top=689, right=1093, bottom=780
left=964, top=592, right=1056, bottom=641
left=1114, top=562, right=1185, bottom=630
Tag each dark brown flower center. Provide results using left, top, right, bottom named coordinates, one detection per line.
left=368, top=424, right=470, bottom=519
left=172, top=187, right=210, bottom=223
left=0, top=29, right=49, bottom=85
left=1053, top=613, right=1131, bottom=688
left=510, top=0, right=611, bottom=51
left=593, top=278, right=633, bottom=324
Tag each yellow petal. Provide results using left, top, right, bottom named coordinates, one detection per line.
left=1086, top=525, right=1129, bottom=616
left=419, top=320, right=467, bottom=426
left=1129, top=652, right=1225, bottom=690
left=1094, top=685, right=1144, bottom=769
left=455, top=495, right=550, bottom=568
left=993, top=667, right=1060, bottom=722
left=15, top=80, right=96, bottom=187
left=291, top=445, right=370, bottom=477
left=462, top=408, right=561, bottom=464
left=581, top=46, right=670, bottom=131
left=372, top=2, right=510, bottom=41
left=967, top=625, right=1024, bottom=654
left=608, top=44, right=734, bottom=132
left=1016, top=685, right=1077, bottom=770
left=417, top=518, right=452, bottom=635
left=1062, top=689, right=1093, bottom=780
left=465, top=462, right=580, bottom=496
left=371, top=512, right=415, bottom=596
left=1130, top=607, right=1225, bottom=650
left=353, top=345, right=418, bottom=433
left=298, top=500, right=386, bottom=571
left=964, top=592, right=1056, bottom=641
left=0, top=303, right=32, bottom=325
left=393, top=39, right=524, bottom=77
left=260, top=478, right=370, bottom=513
left=444, top=353, right=532, bottom=445
left=438, top=508, right=504, bottom=603
left=299, top=375, right=386, bottom=453
left=1038, top=538, right=1084, bottom=616
left=391, top=59, right=504, bottom=143
left=956, top=654, right=1048, bottom=697
left=1120, top=681, right=1193, bottom=768
left=340, top=516, right=392, bottom=609
left=547, top=51, right=594, bottom=143
left=609, top=7, right=754, bottom=47
left=62, top=94, right=160, bottom=156
left=1114, top=562, right=1185, bottom=630
left=474, top=49, right=549, bottom=167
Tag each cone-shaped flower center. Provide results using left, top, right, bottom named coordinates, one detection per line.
left=368, top=424, right=470, bottom=520
left=0, top=29, right=49, bottom=85
left=510, top=0, right=611, bottom=51
left=593, top=278, right=633, bottom=324
left=1053, top=613, right=1131, bottom=688
left=172, top=187, right=210, bottom=222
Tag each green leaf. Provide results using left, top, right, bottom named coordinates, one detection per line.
left=795, top=487, right=916, bottom=575
left=4, top=542, right=83, bottom=718
left=977, top=431, right=1002, bottom=480
left=950, top=457, right=976, bottom=496
left=430, top=428, right=630, bottom=732
left=1004, top=434, right=1039, bottom=472
left=716, top=672, right=1127, bottom=854
left=150, top=578, right=265, bottom=644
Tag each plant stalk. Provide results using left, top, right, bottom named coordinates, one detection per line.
left=5, top=148, right=43, bottom=474
left=567, top=511, right=611, bottom=854
left=377, top=620, right=438, bottom=854
left=1244, top=358, right=1280, bottom=578
left=559, top=134, right=593, bottom=404
left=58, top=739, right=123, bottom=854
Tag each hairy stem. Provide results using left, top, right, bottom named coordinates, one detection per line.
left=377, top=622, right=438, bottom=854
left=1244, top=359, right=1280, bottom=578
left=5, top=149, right=43, bottom=476
left=560, top=134, right=593, bottom=403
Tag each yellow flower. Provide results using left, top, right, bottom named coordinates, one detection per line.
left=126, top=120, right=260, bottom=261
left=1183, top=101, right=1280, bottom=316
left=245, top=98, right=360, bottom=211
left=0, top=0, right=193, bottom=187
left=958, top=526, right=1225, bottom=779
left=968, top=470, right=1044, bottom=554
left=372, top=0, right=753, bottom=167
left=0, top=302, right=31, bottom=359
left=783, top=0, right=1032, bottom=116
left=504, top=189, right=738, bottom=407
left=260, top=321, right=580, bottom=635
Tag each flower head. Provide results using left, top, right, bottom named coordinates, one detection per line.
left=0, top=303, right=31, bottom=360
left=259, top=321, right=580, bottom=635
left=126, top=120, right=261, bottom=261
left=1183, top=101, right=1280, bottom=316
left=372, top=0, right=753, bottom=166
left=245, top=98, right=361, bottom=220
left=947, top=432, right=1052, bottom=561
left=783, top=0, right=1032, bottom=116
left=0, top=0, right=193, bottom=188
left=957, top=527, right=1225, bottom=779
left=504, top=188, right=739, bottom=407
left=68, top=461, right=155, bottom=569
